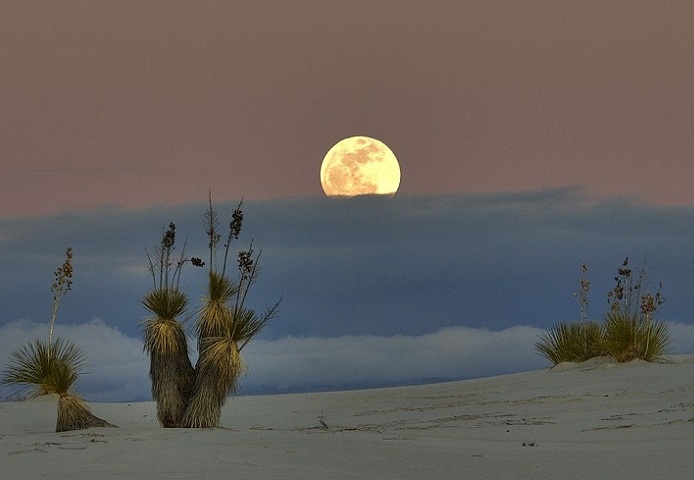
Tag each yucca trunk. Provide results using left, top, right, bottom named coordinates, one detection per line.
left=56, top=393, right=116, bottom=432
left=142, top=288, right=193, bottom=427
left=149, top=346, right=194, bottom=427
left=180, top=364, right=231, bottom=428
left=181, top=272, right=243, bottom=428
left=182, top=336, right=244, bottom=428
left=145, top=323, right=194, bottom=427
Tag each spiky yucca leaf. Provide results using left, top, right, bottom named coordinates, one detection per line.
left=142, top=287, right=188, bottom=321
left=2, top=338, right=117, bottom=432
left=2, top=338, right=85, bottom=396
left=207, top=270, right=238, bottom=302
left=141, top=288, right=189, bottom=358
left=640, top=320, right=671, bottom=361
left=196, top=299, right=231, bottom=340
left=603, top=313, right=639, bottom=362
left=195, top=305, right=275, bottom=397
left=236, top=303, right=280, bottom=351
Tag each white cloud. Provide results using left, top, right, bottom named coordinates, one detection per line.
left=3, top=319, right=694, bottom=402
left=241, top=325, right=550, bottom=392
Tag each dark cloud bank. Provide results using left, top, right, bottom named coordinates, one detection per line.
left=3, top=189, right=694, bottom=400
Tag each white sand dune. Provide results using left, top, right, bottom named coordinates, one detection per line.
left=2, top=357, right=694, bottom=479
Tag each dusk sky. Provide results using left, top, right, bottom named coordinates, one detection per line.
left=3, top=2, right=694, bottom=401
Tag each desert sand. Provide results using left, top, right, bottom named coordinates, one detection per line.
left=2, top=357, right=694, bottom=479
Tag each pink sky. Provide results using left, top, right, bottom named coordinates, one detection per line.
left=2, top=1, right=694, bottom=217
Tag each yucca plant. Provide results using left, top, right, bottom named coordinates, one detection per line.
left=182, top=280, right=274, bottom=427
left=141, top=287, right=194, bottom=427
left=604, top=258, right=670, bottom=362
left=535, top=321, right=606, bottom=364
left=181, top=199, right=278, bottom=428
left=3, top=337, right=83, bottom=397
left=2, top=338, right=114, bottom=432
left=181, top=271, right=238, bottom=428
left=141, top=223, right=199, bottom=427
left=143, top=196, right=279, bottom=428
left=1, top=248, right=115, bottom=432
left=603, top=312, right=670, bottom=362
left=536, top=258, right=670, bottom=365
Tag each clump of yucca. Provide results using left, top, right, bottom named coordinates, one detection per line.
left=603, top=311, right=671, bottom=363
left=1, top=248, right=115, bottom=432
left=535, top=321, right=607, bottom=364
left=142, top=224, right=197, bottom=427
left=142, top=195, right=279, bottom=428
left=603, top=257, right=670, bottom=362
left=536, top=258, right=671, bottom=365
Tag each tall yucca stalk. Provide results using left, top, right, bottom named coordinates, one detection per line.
left=182, top=272, right=238, bottom=428
left=1, top=249, right=115, bottom=432
left=141, top=223, right=201, bottom=427
left=142, top=287, right=194, bottom=427
left=181, top=197, right=278, bottom=428
left=182, top=198, right=245, bottom=428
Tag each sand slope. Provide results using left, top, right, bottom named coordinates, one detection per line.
left=2, top=357, right=694, bottom=479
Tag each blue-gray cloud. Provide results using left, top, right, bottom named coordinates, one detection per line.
left=2, top=189, right=694, bottom=400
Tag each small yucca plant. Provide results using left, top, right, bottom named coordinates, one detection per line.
left=3, top=338, right=83, bottom=397
left=141, top=224, right=198, bottom=427
left=603, top=312, right=670, bottom=362
left=535, top=321, right=606, bottom=364
left=603, top=258, right=670, bottom=362
left=2, top=248, right=115, bottom=432
left=2, top=338, right=114, bottom=432
left=141, top=288, right=194, bottom=428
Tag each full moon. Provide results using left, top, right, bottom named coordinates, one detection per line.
left=320, top=136, right=401, bottom=197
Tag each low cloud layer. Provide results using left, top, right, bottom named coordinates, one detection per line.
left=3, top=190, right=694, bottom=400
left=241, top=325, right=548, bottom=394
left=3, top=319, right=694, bottom=402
